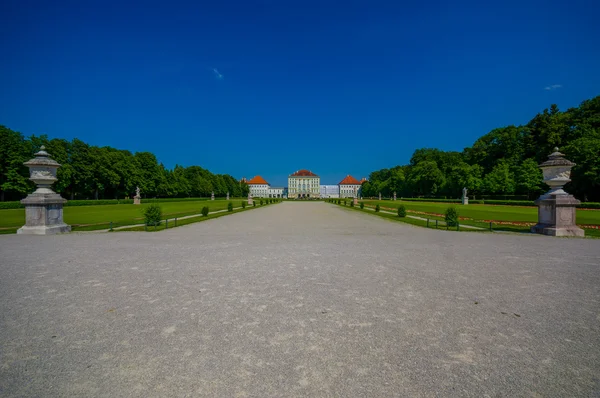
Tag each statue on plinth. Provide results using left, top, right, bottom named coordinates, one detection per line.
left=531, top=148, right=584, bottom=237
left=17, top=146, right=71, bottom=235
left=461, top=187, right=468, bottom=205
left=134, top=186, right=141, bottom=205
left=211, top=191, right=215, bottom=201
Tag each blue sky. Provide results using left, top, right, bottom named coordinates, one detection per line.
left=1, top=0, right=599, bottom=186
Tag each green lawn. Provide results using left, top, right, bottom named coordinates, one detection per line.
left=359, top=200, right=600, bottom=225
left=0, top=200, right=252, bottom=233
left=335, top=200, right=600, bottom=237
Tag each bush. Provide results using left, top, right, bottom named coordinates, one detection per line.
left=143, top=204, right=162, bottom=226
left=375, top=204, right=380, bottom=212
left=360, top=202, right=364, bottom=209
left=227, top=202, right=233, bottom=212
left=350, top=201, right=354, bottom=207
left=241, top=201, right=246, bottom=209
left=201, top=206, right=209, bottom=216
left=253, top=201, right=256, bottom=207
left=398, top=205, right=407, bottom=217
left=343, top=200, right=347, bottom=206
left=260, top=199, right=263, bottom=205
left=445, top=207, right=459, bottom=227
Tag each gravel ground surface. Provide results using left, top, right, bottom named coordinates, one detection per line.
left=1, top=201, right=599, bottom=397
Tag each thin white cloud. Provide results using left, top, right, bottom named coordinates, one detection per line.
left=213, top=68, right=224, bottom=80
left=544, top=84, right=562, bottom=91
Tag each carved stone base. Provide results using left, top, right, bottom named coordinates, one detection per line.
left=531, top=194, right=584, bottom=237
left=18, top=224, right=71, bottom=235
left=18, top=193, right=71, bottom=235
left=462, top=197, right=469, bottom=205
left=133, top=196, right=141, bottom=205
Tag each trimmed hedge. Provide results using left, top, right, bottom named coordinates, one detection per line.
left=400, top=198, right=461, bottom=203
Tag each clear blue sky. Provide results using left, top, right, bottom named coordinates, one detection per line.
left=1, top=0, right=599, bottom=186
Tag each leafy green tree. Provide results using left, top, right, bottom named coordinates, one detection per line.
left=483, top=160, right=515, bottom=194
left=0, top=126, right=31, bottom=201
left=563, top=137, right=600, bottom=201
left=516, top=159, right=543, bottom=199
left=406, top=161, right=445, bottom=196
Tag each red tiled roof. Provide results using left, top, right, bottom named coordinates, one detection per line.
left=290, top=169, right=318, bottom=177
left=247, top=175, right=269, bottom=185
left=339, top=175, right=361, bottom=185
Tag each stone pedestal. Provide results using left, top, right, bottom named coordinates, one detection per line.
left=211, top=192, right=215, bottom=201
left=462, top=196, right=469, bottom=205
left=531, top=195, right=584, bottom=237
left=133, top=196, right=141, bottom=205
left=248, top=194, right=253, bottom=205
left=18, top=193, right=71, bottom=235
left=226, top=192, right=230, bottom=200
left=378, top=193, right=382, bottom=201
left=353, top=197, right=358, bottom=206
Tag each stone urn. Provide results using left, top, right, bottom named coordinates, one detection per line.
left=531, top=148, right=584, bottom=237
left=17, top=146, right=71, bottom=235
left=539, top=148, right=575, bottom=197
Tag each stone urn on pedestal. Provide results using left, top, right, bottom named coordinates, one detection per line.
left=248, top=193, right=253, bottom=205
left=531, top=148, right=584, bottom=237
left=17, top=146, right=71, bottom=235
left=353, top=187, right=359, bottom=206
left=226, top=191, right=230, bottom=200
left=211, top=191, right=215, bottom=201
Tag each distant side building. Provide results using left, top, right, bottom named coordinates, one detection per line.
left=268, top=187, right=285, bottom=198
left=246, top=175, right=270, bottom=198
left=320, top=185, right=339, bottom=198
left=288, top=170, right=320, bottom=198
left=339, top=175, right=362, bottom=198
left=246, top=176, right=285, bottom=198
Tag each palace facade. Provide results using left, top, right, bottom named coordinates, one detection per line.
left=288, top=170, right=320, bottom=198
left=244, top=171, right=367, bottom=199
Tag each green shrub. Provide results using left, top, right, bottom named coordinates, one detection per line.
left=360, top=202, right=364, bottom=209
left=343, top=200, right=347, bottom=206
left=143, top=204, right=162, bottom=226
left=0, top=201, right=22, bottom=209
left=398, top=205, right=407, bottom=217
left=350, top=201, right=354, bottom=207
left=227, top=202, right=233, bottom=212
left=445, top=207, right=459, bottom=227
left=260, top=199, right=263, bottom=205
left=241, top=201, right=246, bottom=209
left=201, top=206, right=209, bottom=216
left=375, top=204, right=380, bottom=212
left=253, top=201, right=256, bottom=207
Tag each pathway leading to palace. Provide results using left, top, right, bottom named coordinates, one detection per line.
left=1, top=202, right=599, bottom=397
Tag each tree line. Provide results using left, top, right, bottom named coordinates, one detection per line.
left=0, top=128, right=249, bottom=201
left=361, top=96, right=600, bottom=202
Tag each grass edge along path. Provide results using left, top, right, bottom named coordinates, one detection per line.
left=0, top=200, right=281, bottom=234
left=329, top=201, right=600, bottom=238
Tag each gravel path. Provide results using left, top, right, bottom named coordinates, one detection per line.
left=1, top=201, right=599, bottom=397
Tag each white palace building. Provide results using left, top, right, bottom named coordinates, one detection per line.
left=244, top=170, right=366, bottom=199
